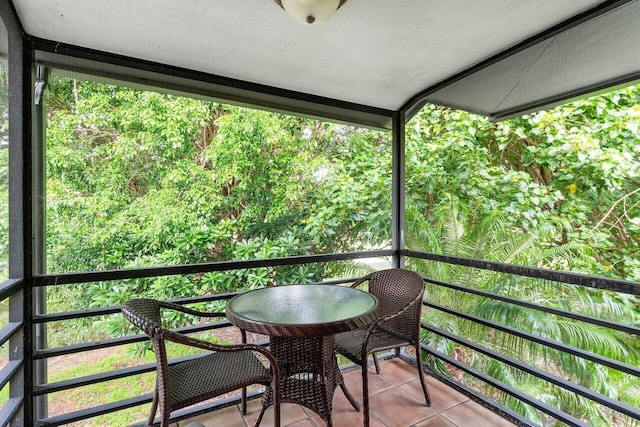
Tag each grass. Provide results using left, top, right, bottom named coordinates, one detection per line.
left=1, top=331, right=232, bottom=426
left=47, top=347, right=155, bottom=426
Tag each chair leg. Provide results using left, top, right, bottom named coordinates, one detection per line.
left=160, top=409, right=170, bottom=427
left=147, top=391, right=159, bottom=426
left=415, top=343, right=431, bottom=406
left=371, top=352, right=380, bottom=374
left=256, top=378, right=280, bottom=427
left=339, top=381, right=361, bottom=411
left=273, top=379, right=282, bottom=427
left=241, top=329, right=249, bottom=415
left=254, top=384, right=276, bottom=427
left=254, top=405, right=267, bottom=427
left=273, top=397, right=281, bottom=427
left=241, top=387, right=247, bottom=414
left=362, top=364, right=370, bottom=427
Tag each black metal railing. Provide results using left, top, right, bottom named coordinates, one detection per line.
left=406, top=250, right=640, bottom=427
left=2, top=249, right=638, bottom=426
left=27, top=251, right=389, bottom=426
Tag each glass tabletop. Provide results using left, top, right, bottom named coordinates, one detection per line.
left=226, top=284, right=379, bottom=337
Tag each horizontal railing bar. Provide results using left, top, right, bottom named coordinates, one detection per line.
left=34, top=335, right=143, bottom=360
left=0, top=397, right=23, bottom=427
left=405, top=250, right=640, bottom=295
left=165, top=291, right=239, bottom=304
left=423, top=324, right=640, bottom=419
left=420, top=344, right=588, bottom=427
left=0, top=321, right=23, bottom=347
left=33, top=306, right=134, bottom=323
left=423, top=277, right=640, bottom=336
left=0, top=359, right=23, bottom=391
left=34, top=250, right=395, bottom=286
left=33, top=279, right=354, bottom=324
left=32, top=292, right=238, bottom=323
left=34, top=362, right=156, bottom=397
left=0, top=278, right=22, bottom=301
left=425, top=301, right=640, bottom=377
left=35, top=394, right=152, bottom=427
left=33, top=320, right=232, bottom=360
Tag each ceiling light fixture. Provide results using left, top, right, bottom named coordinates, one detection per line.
left=274, top=0, right=349, bottom=24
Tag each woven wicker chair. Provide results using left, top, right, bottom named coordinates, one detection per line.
left=122, top=298, right=280, bottom=427
left=334, top=268, right=430, bottom=427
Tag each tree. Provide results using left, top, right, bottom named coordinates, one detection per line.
left=405, top=85, right=640, bottom=425
left=407, top=85, right=640, bottom=281
left=43, top=77, right=391, bottom=338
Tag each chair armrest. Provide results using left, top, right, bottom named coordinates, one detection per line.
left=155, top=301, right=275, bottom=363
left=361, top=290, right=424, bottom=351
left=349, top=274, right=372, bottom=289
left=161, top=328, right=280, bottom=369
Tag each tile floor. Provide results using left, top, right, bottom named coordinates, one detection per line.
left=181, top=358, right=517, bottom=427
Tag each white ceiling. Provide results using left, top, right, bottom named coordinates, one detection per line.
left=11, top=0, right=614, bottom=114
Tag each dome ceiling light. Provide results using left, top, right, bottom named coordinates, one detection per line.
left=274, top=0, right=349, bottom=24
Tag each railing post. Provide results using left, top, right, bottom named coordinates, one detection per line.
left=2, top=1, right=35, bottom=424
left=391, top=111, right=406, bottom=268
left=34, top=64, right=49, bottom=421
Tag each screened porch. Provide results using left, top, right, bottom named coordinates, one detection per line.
left=0, top=1, right=639, bottom=426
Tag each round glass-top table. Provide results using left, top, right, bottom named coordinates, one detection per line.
left=226, top=284, right=379, bottom=427
left=226, top=284, right=379, bottom=338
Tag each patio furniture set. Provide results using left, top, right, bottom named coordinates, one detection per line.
left=122, top=268, right=431, bottom=427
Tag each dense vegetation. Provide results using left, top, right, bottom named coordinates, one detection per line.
left=44, top=78, right=392, bottom=309
left=404, top=89, right=640, bottom=425
left=407, top=89, right=640, bottom=281
left=0, top=75, right=637, bottom=425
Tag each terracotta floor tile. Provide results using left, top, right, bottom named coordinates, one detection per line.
left=369, top=387, right=436, bottom=427
left=413, top=414, right=457, bottom=427
left=180, top=359, right=518, bottom=427
left=441, top=401, right=516, bottom=427
left=337, top=366, right=395, bottom=402
left=378, top=358, right=423, bottom=386
left=184, top=405, right=247, bottom=426
left=399, top=377, right=467, bottom=413
left=311, top=402, right=387, bottom=427
left=285, top=419, right=318, bottom=427
left=243, top=400, right=308, bottom=427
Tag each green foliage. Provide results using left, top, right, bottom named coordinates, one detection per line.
left=406, top=86, right=640, bottom=426
left=408, top=206, right=639, bottom=425
left=43, top=77, right=391, bottom=339
left=38, top=75, right=640, bottom=425
left=407, top=86, right=640, bottom=280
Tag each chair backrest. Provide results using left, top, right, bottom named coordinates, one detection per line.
left=122, top=298, right=165, bottom=340
left=122, top=298, right=171, bottom=401
left=366, top=268, right=425, bottom=342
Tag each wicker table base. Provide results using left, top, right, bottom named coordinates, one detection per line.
left=261, top=336, right=359, bottom=426
left=226, top=285, right=379, bottom=426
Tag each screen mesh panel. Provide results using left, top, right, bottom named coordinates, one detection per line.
left=424, top=1, right=640, bottom=121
